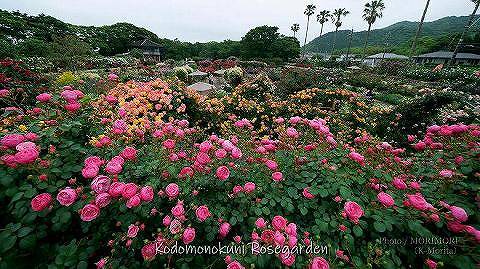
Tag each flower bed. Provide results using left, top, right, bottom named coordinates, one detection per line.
left=0, top=75, right=479, bottom=269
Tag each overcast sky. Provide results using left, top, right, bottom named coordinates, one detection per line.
left=0, top=0, right=476, bottom=43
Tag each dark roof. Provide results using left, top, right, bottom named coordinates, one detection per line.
left=365, top=53, right=408, bottom=59
left=132, top=39, right=162, bottom=48
left=414, top=51, right=480, bottom=60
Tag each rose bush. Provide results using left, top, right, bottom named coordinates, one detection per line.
left=0, top=72, right=479, bottom=269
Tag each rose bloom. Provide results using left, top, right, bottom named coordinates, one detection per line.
left=265, top=160, right=278, bottom=170
left=16, top=141, right=37, bottom=151
left=31, top=193, right=52, bottom=211
left=260, top=229, right=275, bottom=244
left=36, top=93, right=52, bottom=102
left=14, top=148, right=39, bottom=164
left=244, top=182, right=255, bottom=193
left=272, top=215, right=287, bottom=230
left=91, top=175, right=111, bottom=194
left=109, top=182, right=125, bottom=197
left=439, top=169, right=454, bottom=178
left=141, top=243, right=157, bottom=261
left=280, top=252, right=295, bottom=266
left=227, top=261, right=245, bottom=269
left=126, top=195, right=141, bottom=208
left=303, top=187, right=315, bottom=199
left=121, top=147, right=137, bottom=160
left=122, top=183, right=139, bottom=199
left=450, top=206, right=468, bottom=223
left=169, top=219, right=182, bottom=234
left=95, top=193, right=111, bottom=208
left=84, top=156, right=103, bottom=167
left=195, top=205, right=211, bottom=222
left=82, top=165, right=99, bottom=179
left=219, top=222, right=231, bottom=237
left=377, top=192, right=395, bottom=207
left=182, top=227, right=196, bottom=244
left=171, top=203, right=185, bottom=217
left=163, top=215, right=172, bottom=226
left=255, top=218, right=266, bottom=229
left=140, top=186, right=154, bottom=202
left=1, top=134, right=26, bottom=148
left=80, top=204, right=100, bottom=221
left=216, top=166, right=230, bottom=181
left=406, top=193, right=432, bottom=211
left=310, top=256, right=330, bottom=269
left=56, top=188, right=77, bottom=206
left=127, top=224, right=140, bottom=238
left=165, top=183, right=180, bottom=198
left=272, top=171, right=283, bottom=182
left=162, top=139, right=176, bottom=149
left=344, top=201, right=364, bottom=223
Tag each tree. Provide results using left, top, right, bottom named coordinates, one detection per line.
left=411, top=0, right=431, bottom=56
left=317, top=10, right=331, bottom=37
left=331, top=8, right=350, bottom=54
left=362, top=0, right=385, bottom=57
left=18, top=38, right=51, bottom=57
left=451, top=0, right=480, bottom=64
left=240, top=25, right=300, bottom=61
left=291, top=23, right=300, bottom=38
left=304, top=5, right=317, bottom=47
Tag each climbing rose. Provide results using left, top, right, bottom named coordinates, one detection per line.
left=80, top=204, right=100, bottom=221
left=344, top=201, right=364, bottom=223
left=244, top=182, right=255, bottom=193
left=91, top=175, right=111, bottom=194
left=120, top=147, right=137, bottom=160
left=127, top=224, right=139, bottom=238
left=407, top=193, right=432, bottom=211
left=272, top=171, right=283, bottom=182
left=219, top=222, right=231, bottom=237
left=255, top=218, right=266, bottom=229
left=1, top=134, right=25, bottom=148
left=31, top=193, right=52, bottom=211
left=14, top=148, right=39, bottom=164
left=56, top=188, right=77, bottom=206
left=140, top=186, right=154, bottom=202
left=95, top=193, right=111, bottom=208
left=122, top=183, right=139, bottom=199
left=348, top=151, right=365, bottom=166
left=141, top=243, right=157, bottom=261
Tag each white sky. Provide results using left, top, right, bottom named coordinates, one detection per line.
left=0, top=0, right=476, bottom=43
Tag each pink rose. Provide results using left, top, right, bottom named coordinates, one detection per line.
left=255, top=218, right=266, bottom=229
left=227, top=261, right=245, bottom=269
left=425, top=259, right=437, bottom=269
left=126, top=195, right=141, bottom=208
left=303, top=187, right=315, bottom=199
left=286, top=223, right=297, bottom=237
left=84, top=156, right=103, bottom=167
left=439, top=169, right=454, bottom=178
left=36, top=93, right=52, bottom=102
left=141, top=243, right=157, bottom=261
left=165, top=183, right=180, bottom=198
left=450, top=206, right=468, bottom=223
left=182, top=227, right=196, bottom=244
left=244, top=182, right=255, bottom=193
left=272, top=215, right=287, bottom=230
left=348, top=151, right=365, bottom=166
left=265, top=160, right=278, bottom=170
left=195, top=205, right=211, bottom=222
left=140, top=186, right=154, bottom=202
left=310, top=257, right=330, bottom=269
left=274, top=231, right=285, bottom=246
left=286, top=127, right=299, bottom=138
left=105, top=160, right=122, bottom=174
left=215, top=148, right=227, bottom=159
left=95, top=193, right=111, bottom=208
left=108, top=182, right=125, bottom=197
left=1, top=134, right=25, bottom=148
left=233, top=185, right=243, bottom=194
left=122, top=183, right=139, bottom=199
left=121, top=147, right=137, bottom=160
left=344, top=201, right=364, bottom=223
left=199, top=140, right=213, bottom=152
left=407, top=193, right=432, bottom=211
left=56, top=188, right=77, bottom=206
left=82, top=165, right=99, bottom=179
left=280, top=252, right=295, bottom=266
left=171, top=203, right=185, bottom=217
left=216, top=166, right=230, bottom=180
left=163, top=215, right=172, bottom=226
left=91, top=175, right=111, bottom=194
left=219, top=222, right=231, bottom=237
left=15, top=141, right=37, bottom=151
left=31, top=193, right=52, bottom=211
left=80, top=204, right=100, bottom=221
left=169, top=219, right=182, bottom=234
left=392, top=177, right=407, bottom=190
left=377, top=192, right=395, bottom=207
left=14, top=149, right=39, bottom=164
left=272, top=171, right=283, bottom=182
left=162, top=139, right=176, bottom=149
left=127, top=224, right=139, bottom=238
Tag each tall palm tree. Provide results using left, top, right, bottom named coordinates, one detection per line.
left=362, top=0, right=385, bottom=57
left=291, top=23, right=300, bottom=38
left=331, top=8, right=350, bottom=54
left=451, top=0, right=480, bottom=64
left=411, top=0, right=431, bottom=56
left=304, top=4, right=317, bottom=47
left=317, top=10, right=331, bottom=37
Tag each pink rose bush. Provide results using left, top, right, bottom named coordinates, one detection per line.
left=0, top=77, right=479, bottom=269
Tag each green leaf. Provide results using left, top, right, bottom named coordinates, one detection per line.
left=374, top=221, right=386, bottom=233
left=353, top=225, right=363, bottom=237
left=0, top=235, right=16, bottom=253
left=17, top=227, right=33, bottom=237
